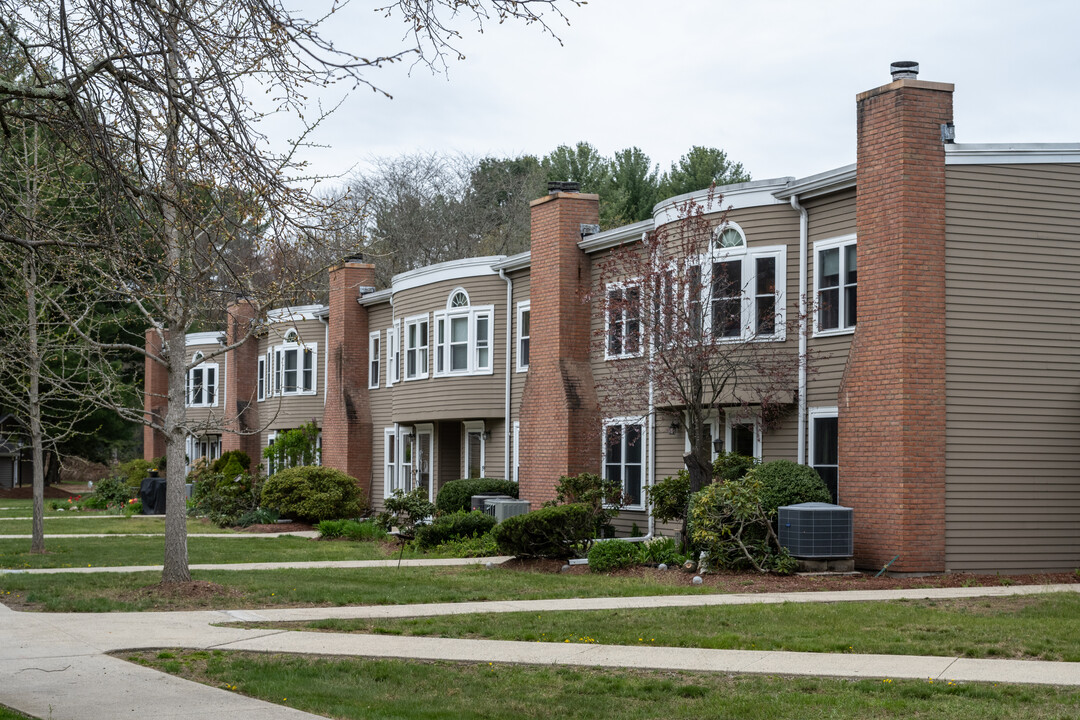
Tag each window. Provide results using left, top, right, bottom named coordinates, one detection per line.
left=683, top=415, right=722, bottom=462
left=463, top=421, right=486, bottom=478
left=384, top=428, right=397, bottom=494
left=271, top=329, right=317, bottom=396
left=606, top=284, right=641, bottom=359
left=815, top=234, right=857, bottom=334
left=386, top=321, right=400, bottom=386
left=257, top=354, right=267, bottom=401
left=725, top=411, right=761, bottom=460
left=512, top=420, right=521, bottom=482
left=404, top=315, right=429, bottom=380
left=604, top=419, right=645, bottom=508
left=185, top=434, right=221, bottom=471
left=368, top=331, right=381, bottom=389
left=516, top=302, right=531, bottom=372
left=809, top=407, right=839, bottom=503
left=186, top=352, right=219, bottom=407
left=433, top=288, right=495, bottom=377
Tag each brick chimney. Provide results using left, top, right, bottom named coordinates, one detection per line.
left=221, top=298, right=261, bottom=461
left=322, top=260, right=376, bottom=499
left=518, top=186, right=601, bottom=506
left=142, top=329, right=168, bottom=461
left=840, top=62, right=954, bottom=572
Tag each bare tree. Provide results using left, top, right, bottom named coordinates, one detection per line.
left=594, top=192, right=805, bottom=503
left=0, top=0, right=582, bottom=583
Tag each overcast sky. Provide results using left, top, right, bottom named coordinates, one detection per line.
left=278, top=0, right=1080, bottom=191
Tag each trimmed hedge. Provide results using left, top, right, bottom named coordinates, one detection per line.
left=749, top=460, right=832, bottom=514
left=491, top=503, right=594, bottom=559
left=435, top=478, right=518, bottom=515
left=587, top=539, right=639, bottom=573
left=261, top=466, right=366, bottom=523
left=414, top=511, right=496, bottom=549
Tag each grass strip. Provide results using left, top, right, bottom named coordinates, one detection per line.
left=0, top=517, right=239, bottom=535
left=0, top=565, right=715, bottom=612
left=0, top=706, right=33, bottom=720
left=126, top=649, right=1080, bottom=719
left=264, top=592, right=1080, bottom=662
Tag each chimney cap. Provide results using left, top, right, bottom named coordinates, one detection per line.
left=548, top=180, right=581, bottom=194
left=890, top=61, right=919, bottom=80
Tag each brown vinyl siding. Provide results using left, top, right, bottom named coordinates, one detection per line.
left=183, top=341, right=225, bottom=431
left=367, top=302, right=394, bottom=511
left=257, top=317, right=326, bottom=437
left=944, top=163, right=1080, bottom=572
left=509, top=269, right=531, bottom=423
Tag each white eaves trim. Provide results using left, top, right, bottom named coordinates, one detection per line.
left=945, top=143, right=1080, bottom=165
left=391, top=255, right=505, bottom=293
left=185, top=331, right=224, bottom=346
left=773, top=164, right=856, bottom=200
left=266, top=304, right=328, bottom=322
left=578, top=218, right=654, bottom=254
left=358, top=288, right=392, bottom=306
left=652, top=177, right=794, bottom=227
left=492, top=251, right=531, bottom=272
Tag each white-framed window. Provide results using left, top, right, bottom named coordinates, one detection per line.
left=185, top=434, right=221, bottom=471
left=368, top=331, right=381, bottom=389
left=512, top=420, right=521, bottom=483
left=724, top=410, right=761, bottom=460
left=809, top=407, right=839, bottom=503
left=603, top=418, right=646, bottom=509
left=605, top=283, right=642, bottom=359
left=463, top=420, right=486, bottom=478
left=186, top=352, right=219, bottom=407
left=271, top=328, right=317, bottom=396
left=433, top=289, right=495, bottom=377
left=384, top=427, right=398, bottom=494
left=814, top=234, right=857, bottom=336
left=265, top=428, right=321, bottom=475
left=683, top=415, right=722, bottom=462
left=386, top=321, right=401, bottom=387
left=516, top=301, right=531, bottom=372
left=404, top=314, right=430, bottom=380
left=257, top=354, right=267, bottom=402
left=265, top=432, right=277, bottom=476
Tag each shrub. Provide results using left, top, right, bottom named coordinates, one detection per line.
left=89, top=475, right=134, bottom=508
left=713, top=452, right=758, bottom=484
left=117, top=458, right=152, bottom=488
left=263, top=422, right=321, bottom=472
left=378, top=487, right=435, bottom=538
left=414, top=511, right=497, bottom=549
left=236, top=507, right=280, bottom=527
left=587, top=539, right=639, bottom=573
left=636, top=535, right=686, bottom=566
left=491, top=503, right=595, bottom=559
left=430, top=533, right=499, bottom=558
left=648, top=471, right=690, bottom=524
left=317, top=519, right=387, bottom=541
left=545, top=472, right=624, bottom=538
left=189, top=471, right=264, bottom=527
left=688, top=474, right=795, bottom=574
left=260, top=466, right=366, bottom=523
left=435, top=478, right=518, bottom=515
left=211, top=450, right=251, bottom=479
left=749, top=460, right=831, bottom=515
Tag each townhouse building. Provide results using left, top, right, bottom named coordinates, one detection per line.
left=147, top=63, right=1080, bottom=574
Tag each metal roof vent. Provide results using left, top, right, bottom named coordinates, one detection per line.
left=548, top=181, right=581, bottom=194
left=778, top=502, right=853, bottom=558
left=890, top=61, right=919, bottom=80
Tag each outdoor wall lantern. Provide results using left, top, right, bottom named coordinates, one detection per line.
left=667, top=419, right=680, bottom=435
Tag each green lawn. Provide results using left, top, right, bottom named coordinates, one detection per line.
left=0, top=516, right=239, bottom=535
left=268, top=592, right=1080, bottom=662
left=126, top=650, right=1080, bottom=720
left=0, top=565, right=718, bottom=612
left=0, top=706, right=32, bottom=720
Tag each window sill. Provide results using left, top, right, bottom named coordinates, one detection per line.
left=812, top=327, right=855, bottom=339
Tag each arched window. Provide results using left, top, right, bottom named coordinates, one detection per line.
left=448, top=289, right=470, bottom=308
left=432, top=288, right=493, bottom=376
left=267, top=327, right=317, bottom=397
left=712, top=222, right=746, bottom=250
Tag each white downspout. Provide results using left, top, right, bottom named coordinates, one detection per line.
left=499, top=268, right=513, bottom=481
left=791, top=195, right=809, bottom=465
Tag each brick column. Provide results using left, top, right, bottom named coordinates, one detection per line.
left=322, top=261, right=375, bottom=501
left=840, top=67, right=954, bottom=572
left=143, top=329, right=168, bottom=461
left=518, top=191, right=601, bottom=506
left=221, top=299, right=261, bottom=461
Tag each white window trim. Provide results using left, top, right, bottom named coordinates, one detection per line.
left=604, top=281, right=643, bottom=361
left=386, top=321, right=401, bottom=387
left=383, top=427, right=399, bottom=496
left=462, top=420, right=486, bottom=478
left=724, top=410, right=762, bottom=460
left=683, top=413, right=722, bottom=462
left=808, top=406, right=840, bottom=501
left=512, top=420, right=521, bottom=483
left=516, top=301, right=531, bottom=373
left=812, top=233, right=857, bottom=337
left=257, top=354, right=267, bottom=402
left=270, top=329, right=318, bottom=397
left=432, top=305, right=496, bottom=377
left=186, top=353, right=220, bottom=408
left=602, top=416, right=648, bottom=511
left=698, top=242, right=787, bottom=343
left=403, top=313, right=430, bottom=381
left=368, top=331, right=381, bottom=389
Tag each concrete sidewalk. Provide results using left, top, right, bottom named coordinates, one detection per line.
left=0, top=531, right=320, bottom=539
left=2, top=583, right=1079, bottom=719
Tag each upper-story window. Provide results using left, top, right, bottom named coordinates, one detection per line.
left=186, top=351, right=219, bottom=407
left=386, top=321, right=401, bottom=386
left=814, top=234, right=857, bottom=335
left=271, top=328, right=317, bottom=396
left=606, top=284, right=642, bottom=359
left=404, top=314, right=430, bottom=380
left=433, top=288, right=494, bottom=377
left=368, top=331, right=381, bottom=389
left=516, top=301, right=530, bottom=372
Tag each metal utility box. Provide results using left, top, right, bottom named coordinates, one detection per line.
left=485, top=498, right=531, bottom=522
left=471, top=494, right=513, bottom=512
left=778, top=502, right=853, bottom=558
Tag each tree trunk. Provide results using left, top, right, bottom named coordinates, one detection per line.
left=681, top=451, right=711, bottom=550
left=25, top=252, right=45, bottom=554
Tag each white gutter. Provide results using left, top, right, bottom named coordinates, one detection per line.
left=791, top=194, right=809, bottom=464
left=498, top=268, right=513, bottom=481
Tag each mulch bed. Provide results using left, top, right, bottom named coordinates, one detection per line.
left=0, top=486, right=77, bottom=500
left=500, top=557, right=1080, bottom=593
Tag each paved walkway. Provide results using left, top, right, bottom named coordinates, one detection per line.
left=1, top=583, right=1079, bottom=719
left=0, top=531, right=321, bottom=540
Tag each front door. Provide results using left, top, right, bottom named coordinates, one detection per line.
left=416, top=429, right=432, bottom=501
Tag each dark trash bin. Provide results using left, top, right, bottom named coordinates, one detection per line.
left=140, top=471, right=167, bottom=515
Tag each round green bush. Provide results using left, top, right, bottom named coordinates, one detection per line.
left=749, top=460, right=831, bottom=514
left=491, top=503, right=594, bottom=559
left=414, top=511, right=496, bottom=549
left=713, top=452, right=758, bottom=483
left=189, top=471, right=263, bottom=527
left=211, top=450, right=251, bottom=478
left=260, top=466, right=366, bottom=523
left=587, top=539, right=639, bottom=573
left=435, top=478, right=518, bottom=515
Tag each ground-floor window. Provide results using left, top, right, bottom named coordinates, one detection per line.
left=603, top=418, right=645, bottom=509
left=725, top=411, right=761, bottom=460
left=809, top=407, right=839, bottom=503
left=512, top=421, right=521, bottom=483
left=463, top=421, right=485, bottom=478
left=186, top=434, right=221, bottom=471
